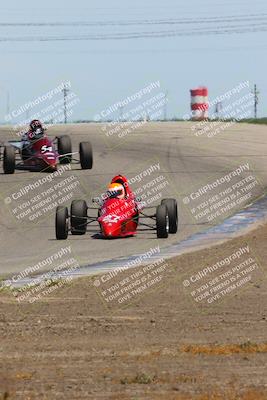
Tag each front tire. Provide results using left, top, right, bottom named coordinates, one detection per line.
left=58, top=135, right=72, bottom=164
left=156, top=204, right=169, bottom=238
left=3, top=146, right=15, bottom=174
left=55, top=206, right=69, bottom=240
left=161, top=198, right=178, bottom=233
left=79, top=142, right=93, bottom=169
left=71, top=200, right=87, bottom=235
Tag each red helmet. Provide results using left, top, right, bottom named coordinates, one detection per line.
left=29, top=120, right=44, bottom=140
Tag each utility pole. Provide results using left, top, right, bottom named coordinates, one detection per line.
left=164, top=91, right=168, bottom=121
left=215, top=101, right=222, bottom=119
left=252, top=84, right=259, bottom=119
left=6, top=91, right=10, bottom=116
left=118, top=105, right=124, bottom=122
left=26, top=109, right=30, bottom=122
left=62, top=84, right=69, bottom=124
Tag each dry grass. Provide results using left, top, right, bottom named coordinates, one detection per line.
left=1, top=389, right=267, bottom=400
left=184, top=390, right=267, bottom=400
left=181, top=341, right=267, bottom=355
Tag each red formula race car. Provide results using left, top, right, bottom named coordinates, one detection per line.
left=0, top=135, right=93, bottom=173
left=55, top=175, right=178, bottom=240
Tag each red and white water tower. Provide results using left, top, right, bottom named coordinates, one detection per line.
left=190, top=87, right=209, bottom=120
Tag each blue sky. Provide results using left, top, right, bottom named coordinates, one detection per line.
left=0, top=0, right=267, bottom=122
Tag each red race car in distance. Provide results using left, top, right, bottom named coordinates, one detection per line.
left=55, top=174, right=178, bottom=240
left=0, top=134, right=93, bottom=173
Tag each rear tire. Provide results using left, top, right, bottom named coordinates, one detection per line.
left=3, top=146, right=15, bottom=174
left=58, top=135, right=72, bottom=164
left=161, top=198, right=178, bottom=233
left=156, top=204, right=169, bottom=238
left=71, top=200, right=87, bottom=235
left=55, top=206, right=69, bottom=240
left=79, top=142, right=93, bottom=169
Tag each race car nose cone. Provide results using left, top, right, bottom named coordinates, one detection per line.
left=100, top=220, right=120, bottom=238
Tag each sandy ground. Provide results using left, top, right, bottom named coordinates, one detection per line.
left=1, top=219, right=267, bottom=399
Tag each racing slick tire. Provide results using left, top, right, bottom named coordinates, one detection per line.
left=58, top=135, right=72, bottom=164
left=3, top=146, right=15, bottom=174
left=156, top=204, right=169, bottom=238
left=56, top=206, right=69, bottom=240
left=79, top=142, right=93, bottom=170
left=161, top=198, right=178, bottom=233
left=71, top=200, right=87, bottom=235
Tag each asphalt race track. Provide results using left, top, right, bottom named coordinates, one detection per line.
left=0, top=122, right=267, bottom=277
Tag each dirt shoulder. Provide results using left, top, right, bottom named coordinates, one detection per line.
left=1, top=222, right=267, bottom=400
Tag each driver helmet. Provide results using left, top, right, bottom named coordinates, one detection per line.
left=107, top=183, right=125, bottom=200
left=28, top=120, right=44, bottom=141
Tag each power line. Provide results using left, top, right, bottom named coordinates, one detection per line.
left=1, top=24, right=267, bottom=42
left=1, top=14, right=267, bottom=27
